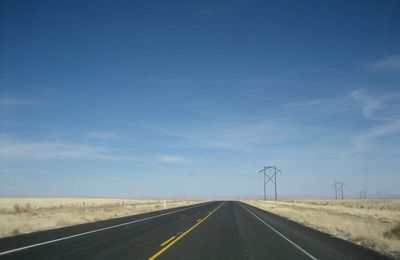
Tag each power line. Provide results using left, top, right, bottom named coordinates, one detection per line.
left=258, top=165, right=281, bottom=201
left=333, top=182, right=344, bottom=200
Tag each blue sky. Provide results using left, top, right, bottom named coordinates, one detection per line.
left=1, top=0, right=399, bottom=198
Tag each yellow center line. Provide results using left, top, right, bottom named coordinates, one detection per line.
left=196, top=218, right=202, bottom=222
left=148, top=202, right=225, bottom=260
left=160, top=236, right=176, bottom=247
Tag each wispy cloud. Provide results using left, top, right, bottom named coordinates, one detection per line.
left=157, top=154, right=187, bottom=164
left=351, top=120, right=400, bottom=153
left=281, top=96, right=354, bottom=120
left=0, top=137, right=127, bottom=160
left=88, top=131, right=118, bottom=140
left=349, top=89, right=400, bottom=153
left=144, top=89, right=400, bottom=157
left=0, top=97, right=37, bottom=107
left=193, top=121, right=296, bottom=151
left=349, top=89, right=383, bottom=120
left=368, top=55, right=400, bottom=72
left=141, top=125, right=200, bottom=142
left=282, top=99, right=326, bottom=108
left=143, top=120, right=297, bottom=152
left=0, top=121, right=24, bottom=127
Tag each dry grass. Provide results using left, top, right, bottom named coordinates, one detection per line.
left=244, top=199, right=400, bottom=258
left=0, top=197, right=202, bottom=238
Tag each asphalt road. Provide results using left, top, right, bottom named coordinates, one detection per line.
left=0, top=201, right=392, bottom=260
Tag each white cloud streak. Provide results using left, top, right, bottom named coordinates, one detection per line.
left=145, top=89, right=400, bottom=157
left=282, top=99, right=326, bottom=108
left=368, top=55, right=400, bottom=72
left=88, top=131, right=118, bottom=140
left=349, top=89, right=383, bottom=120
left=143, top=120, right=298, bottom=152
left=141, top=125, right=201, bottom=142
left=0, top=97, right=36, bottom=106
left=157, top=155, right=187, bottom=164
left=0, top=137, right=127, bottom=160
left=349, top=89, right=400, bottom=153
left=351, top=120, right=400, bottom=153
left=0, top=136, right=188, bottom=163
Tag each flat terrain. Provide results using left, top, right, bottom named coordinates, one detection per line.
left=245, top=199, right=400, bottom=258
left=0, top=198, right=201, bottom=238
left=0, top=201, right=391, bottom=260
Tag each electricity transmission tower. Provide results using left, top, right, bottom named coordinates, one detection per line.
left=359, top=190, right=366, bottom=199
left=333, top=182, right=344, bottom=200
left=258, top=165, right=281, bottom=201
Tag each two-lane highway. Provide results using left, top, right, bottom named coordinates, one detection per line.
left=0, top=201, right=392, bottom=259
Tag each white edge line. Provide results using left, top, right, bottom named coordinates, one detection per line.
left=239, top=202, right=318, bottom=260
left=0, top=201, right=214, bottom=256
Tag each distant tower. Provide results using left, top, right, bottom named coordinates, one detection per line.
left=333, top=182, right=344, bottom=200
left=258, top=165, right=281, bottom=201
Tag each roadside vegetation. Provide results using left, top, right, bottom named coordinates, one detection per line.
left=0, top=197, right=202, bottom=238
left=245, top=199, right=400, bottom=258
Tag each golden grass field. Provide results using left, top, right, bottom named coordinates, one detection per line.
left=0, top=197, right=202, bottom=238
left=245, top=199, right=400, bottom=258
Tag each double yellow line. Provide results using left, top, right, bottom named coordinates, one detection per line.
left=148, top=202, right=225, bottom=260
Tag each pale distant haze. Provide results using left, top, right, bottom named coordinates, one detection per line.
left=1, top=1, right=399, bottom=198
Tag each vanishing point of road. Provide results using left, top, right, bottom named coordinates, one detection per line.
left=0, top=201, right=392, bottom=260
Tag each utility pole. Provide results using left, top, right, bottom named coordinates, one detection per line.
left=333, top=182, right=344, bottom=200
left=258, top=165, right=282, bottom=201
left=274, top=165, right=277, bottom=201
left=259, top=166, right=267, bottom=200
